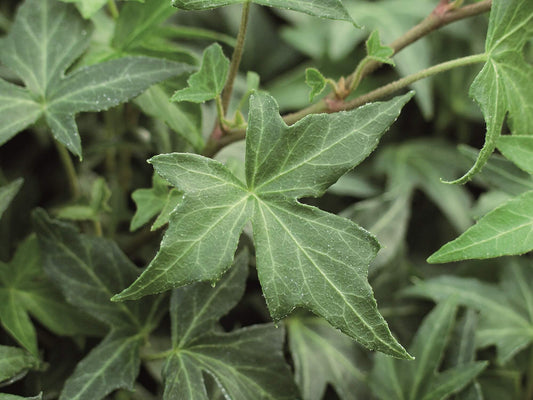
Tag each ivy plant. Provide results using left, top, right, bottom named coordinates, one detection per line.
left=0, top=0, right=532, bottom=398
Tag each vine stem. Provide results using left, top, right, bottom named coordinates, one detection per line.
left=221, top=1, right=251, bottom=115
left=338, top=53, right=487, bottom=111
left=54, top=141, right=80, bottom=199
left=107, top=0, right=119, bottom=19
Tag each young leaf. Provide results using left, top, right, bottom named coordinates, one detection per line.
left=131, top=173, right=176, bottom=231
left=172, top=0, right=355, bottom=23
left=33, top=210, right=167, bottom=400
left=369, top=300, right=487, bottom=400
left=406, top=259, right=533, bottom=364
left=162, top=251, right=300, bottom=399
left=171, top=43, right=229, bottom=103
left=0, top=178, right=23, bottom=220
left=452, top=0, right=533, bottom=183
left=428, top=190, right=533, bottom=263
left=287, top=316, right=368, bottom=400
left=365, top=30, right=395, bottom=66
left=0, top=0, right=192, bottom=158
left=497, top=136, right=533, bottom=175
left=56, top=177, right=111, bottom=222
left=0, top=345, right=40, bottom=382
left=0, top=235, right=102, bottom=356
left=114, top=92, right=414, bottom=359
left=305, top=68, right=327, bottom=102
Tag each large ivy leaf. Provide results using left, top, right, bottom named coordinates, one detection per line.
left=0, top=178, right=23, bottom=221
left=161, top=251, right=300, bottom=399
left=33, top=210, right=167, bottom=400
left=453, top=0, right=533, bottom=183
left=114, top=92, right=413, bottom=358
left=406, top=258, right=533, bottom=364
left=0, top=235, right=102, bottom=356
left=0, top=0, right=191, bottom=158
left=287, top=316, right=368, bottom=400
left=0, top=345, right=40, bottom=383
left=369, top=299, right=487, bottom=400
left=172, top=0, right=354, bottom=23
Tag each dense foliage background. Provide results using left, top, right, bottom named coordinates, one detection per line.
left=0, top=0, right=532, bottom=399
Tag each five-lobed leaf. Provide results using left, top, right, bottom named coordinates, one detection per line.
left=406, top=258, right=533, bottom=364
left=171, top=43, right=229, bottom=103
left=162, top=251, right=300, bottom=399
left=0, top=0, right=192, bottom=158
left=114, top=91, right=414, bottom=359
left=452, top=0, right=533, bottom=183
left=172, top=0, right=355, bottom=23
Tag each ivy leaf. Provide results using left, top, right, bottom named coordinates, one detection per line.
left=0, top=235, right=102, bottom=356
left=452, top=0, right=533, bottom=183
left=0, top=178, right=23, bottom=220
left=0, top=345, right=40, bottom=383
left=369, top=299, right=487, bottom=400
left=497, top=136, right=533, bottom=175
left=428, top=190, right=533, bottom=263
left=171, top=43, right=229, bottom=103
left=114, top=92, right=414, bottom=358
left=59, top=0, right=110, bottom=18
left=162, top=251, right=300, bottom=399
left=33, top=210, right=167, bottom=400
left=172, top=0, right=355, bottom=23
left=56, top=177, right=111, bottom=222
left=365, top=30, right=395, bottom=66
left=0, top=0, right=192, bottom=158
left=287, top=316, right=369, bottom=400
left=305, top=68, right=327, bottom=101
left=406, top=259, right=533, bottom=364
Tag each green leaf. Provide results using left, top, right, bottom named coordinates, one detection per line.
left=369, top=300, right=487, bottom=400
left=0, top=0, right=192, bottom=157
left=172, top=0, right=355, bottom=23
left=131, top=173, right=173, bottom=231
left=134, top=85, right=204, bottom=150
left=428, top=190, right=533, bottom=263
left=497, top=135, right=533, bottom=175
left=406, top=259, right=533, bottom=364
left=171, top=43, right=229, bottom=103
left=0, top=345, right=39, bottom=382
left=287, top=317, right=368, bottom=400
left=114, top=92, right=414, bottom=359
left=59, top=0, right=108, bottom=18
left=56, top=177, right=111, bottom=222
left=365, top=30, right=395, bottom=66
left=0, top=178, right=23, bottom=220
left=162, top=251, right=300, bottom=399
left=452, top=0, right=533, bottom=183
left=0, top=395, right=42, bottom=400
left=0, top=235, right=102, bottom=356
left=33, top=210, right=167, bottom=400
left=305, top=68, right=327, bottom=101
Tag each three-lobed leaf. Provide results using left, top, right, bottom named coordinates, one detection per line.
left=305, top=68, right=327, bottom=102
left=172, top=0, right=355, bottom=23
left=453, top=0, right=533, bottom=183
left=162, top=251, right=300, bottom=399
left=0, top=0, right=192, bottom=158
left=114, top=91, right=414, bottom=358
left=33, top=210, right=167, bottom=400
left=365, top=30, right=395, bottom=66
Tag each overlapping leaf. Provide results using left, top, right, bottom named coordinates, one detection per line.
left=114, top=91, right=413, bottom=358
left=453, top=0, right=533, bottom=183
left=0, top=235, right=102, bottom=356
left=0, top=178, right=23, bottom=220
left=60, top=0, right=145, bottom=19
left=33, top=210, right=167, bottom=400
left=0, top=0, right=191, bottom=158
left=172, top=0, right=354, bottom=23
left=369, top=300, right=487, bottom=400
left=287, top=316, right=369, bottom=400
left=161, top=251, right=299, bottom=399
left=0, top=345, right=40, bottom=383
left=406, top=258, right=533, bottom=364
